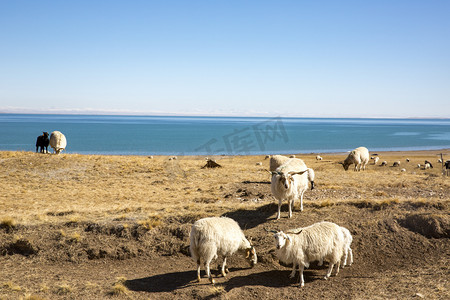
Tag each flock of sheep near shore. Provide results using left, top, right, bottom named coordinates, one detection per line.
left=190, top=147, right=370, bottom=287
left=189, top=146, right=450, bottom=287
left=33, top=133, right=448, bottom=287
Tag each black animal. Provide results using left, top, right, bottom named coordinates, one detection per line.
left=424, top=160, right=433, bottom=168
left=36, top=132, right=49, bottom=153
left=445, top=160, right=450, bottom=176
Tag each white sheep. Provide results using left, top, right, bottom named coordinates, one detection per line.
left=340, top=147, right=369, bottom=171
left=49, top=131, right=67, bottom=154
left=406, top=158, right=410, bottom=162
left=316, top=155, right=323, bottom=160
left=424, top=163, right=431, bottom=169
left=190, top=217, right=257, bottom=284
left=417, top=164, right=421, bottom=168
left=373, top=157, right=379, bottom=165
left=271, top=158, right=314, bottom=219
left=270, top=221, right=345, bottom=287
left=269, top=155, right=290, bottom=172
left=401, top=168, right=406, bottom=172
left=290, top=154, right=296, bottom=158
left=381, top=161, right=387, bottom=166
left=393, top=161, right=400, bottom=167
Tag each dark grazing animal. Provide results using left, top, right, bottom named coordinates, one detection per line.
left=424, top=160, right=433, bottom=168
left=36, top=132, right=49, bottom=153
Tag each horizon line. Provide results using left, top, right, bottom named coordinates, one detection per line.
left=0, top=108, right=449, bottom=120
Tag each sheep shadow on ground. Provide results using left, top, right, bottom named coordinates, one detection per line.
left=221, top=203, right=279, bottom=230
left=125, top=270, right=196, bottom=293
left=222, top=269, right=324, bottom=291
left=222, top=201, right=311, bottom=230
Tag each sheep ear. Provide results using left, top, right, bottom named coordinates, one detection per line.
left=288, top=170, right=307, bottom=176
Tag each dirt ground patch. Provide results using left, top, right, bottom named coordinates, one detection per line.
left=0, top=150, right=449, bottom=299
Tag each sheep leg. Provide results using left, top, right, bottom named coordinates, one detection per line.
left=276, top=199, right=282, bottom=220
left=196, top=259, right=201, bottom=282
left=298, top=264, right=305, bottom=287
left=334, top=260, right=341, bottom=276
left=299, top=191, right=304, bottom=212
left=324, top=263, right=334, bottom=279
left=205, top=260, right=215, bottom=284
left=289, top=262, right=297, bottom=278
left=342, top=249, right=348, bottom=267
left=348, top=248, right=353, bottom=266
left=288, top=199, right=293, bottom=218
left=221, top=257, right=228, bottom=277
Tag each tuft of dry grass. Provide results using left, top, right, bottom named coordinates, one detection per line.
left=138, top=215, right=161, bottom=230
left=209, top=285, right=226, bottom=296
left=24, top=294, right=46, bottom=300
left=0, top=217, right=16, bottom=228
left=3, top=281, right=21, bottom=292
left=319, top=199, right=336, bottom=207
left=54, top=283, right=72, bottom=295
left=108, top=277, right=129, bottom=296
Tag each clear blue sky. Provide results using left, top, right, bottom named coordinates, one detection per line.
left=1, top=0, right=449, bottom=118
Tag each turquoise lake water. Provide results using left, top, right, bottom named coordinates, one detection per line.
left=1, top=114, right=449, bottom=155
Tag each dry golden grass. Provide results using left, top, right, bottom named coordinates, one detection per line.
left=0, top=150, right=448, bottom=228
left=108, top=277, right=129, bottom=296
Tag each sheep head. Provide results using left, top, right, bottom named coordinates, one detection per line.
left=273, top=231, right=292, bottom=249
left=245, top=246, right=257, bottom=267
left=272, top=170, right=307, bottom=189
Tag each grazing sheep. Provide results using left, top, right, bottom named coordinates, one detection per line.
left=417, top=164, right=421, bottom=168
left=190, top=217, right=257, bottom=284
left=381, top=161, right=387, bottom=166
left=406, top=158, right=410, bottom=162
left=401, top=168, right=406, bottom=172
left=271, top=158, right=314, bottom=219
left=264, top=155, right=270, bottom=159
left=438, top=159, right=442, bottom=163
left=269, top=155, right=290, bottom=172
left=424, top=163, right=431, bottom=169
left=256, top=162, right=262, bottom=166
left=316, top=155, right=323, bottom=160
left=270, top=221, right=345, bottom=287
left=35, top=132, right=49, bottom=153
left=148, top=155, right=153, bottom=159
left=424, top=160, right=433, bottom=168
left=340, top=147, right=369, bottom=171
left=373, top=157, right=379, bottom=165
left=290, top=155, right=296, bottom=158
left=393, top=161, right=400, bottom=167
left=49, top=131, right=67, bottom=154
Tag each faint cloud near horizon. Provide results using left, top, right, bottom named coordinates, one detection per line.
left=0, top=106, right=449, bottom=119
